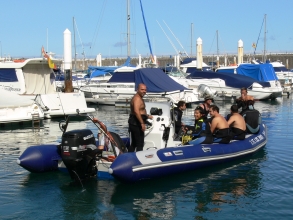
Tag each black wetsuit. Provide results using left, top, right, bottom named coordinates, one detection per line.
left=128, top=114, right=148, bottom=152
left=213, top=128, right=231, bottom=144
left=236, top=99, right=255, bottom=114
left=173, top=107, right=183, bottom=134
left=200, top=104, right=209, bottom=119
left=229, top=127, right=246, bottom=140
left=185, top=118, right=213, bottom=144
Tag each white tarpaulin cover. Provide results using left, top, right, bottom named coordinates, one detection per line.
left=23, top=64, right=56, bottom=94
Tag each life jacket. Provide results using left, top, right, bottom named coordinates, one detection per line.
left=241, top=109, right=261, bottom=134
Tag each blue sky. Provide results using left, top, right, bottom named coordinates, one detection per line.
left=0, top=0, right=293, bottom=59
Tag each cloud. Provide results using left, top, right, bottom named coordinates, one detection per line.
left=114, top=42, right=127, bottom=47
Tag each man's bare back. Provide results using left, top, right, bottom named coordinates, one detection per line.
left=228, top=113, right=246, bottom=131
left=211, top=115, right=229, bottom=133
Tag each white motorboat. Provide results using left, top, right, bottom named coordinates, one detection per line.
left=80, top=67, right=199, bottom=106
left=214, top=63, right=283, bottom=100
left=162, top=67, right=218, bottom=99
left=0, top=58, right=95, bottom=118
left=0, top=89, right=44, bottom=124
left=179, top=58, right=212, bottom=73
left=269, top=61, right=292, bottom=95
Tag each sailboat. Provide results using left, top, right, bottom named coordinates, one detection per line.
left=251, top=14, right=291, bottom=95
left=79, top=0, right=199, bottom=105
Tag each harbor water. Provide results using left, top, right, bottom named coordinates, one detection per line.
left=0, top=97, right=293, bottom=219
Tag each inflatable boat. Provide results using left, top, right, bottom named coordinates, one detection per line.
left=17, top=101, right=267, bottom=183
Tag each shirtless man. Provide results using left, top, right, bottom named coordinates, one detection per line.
left=209, top=105, right=231, bottom=144
left=128, top=83, right=153, bottom=152
left=236, top=87, right=255, bottom=113
left=227, top=105, right=247, bottom=140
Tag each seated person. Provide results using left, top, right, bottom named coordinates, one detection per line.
left=172, top=101, right=187, bottom=134
left=236, top=87, right=255, bottom=114
left=185, top=106, right=213, bottom=145
left=242, top=108, right=262, bottom=134
left=209, top=105, right=231, bottom=144
left=227, top=105, right=246, bottom=140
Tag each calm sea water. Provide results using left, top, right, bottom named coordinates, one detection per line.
left=0, top=97, right=293, bottom=220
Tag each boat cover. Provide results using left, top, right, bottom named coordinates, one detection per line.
left=108, top=68, right=188, bottom=92
left=108, top=70, right=135, bottom=83
left=236, top=63, right=278, bottom=81
left=88, top=56, right=135, bottom=78
left=186, top=70, right=271, bottom=88
left=217, top=63, right=278, bottom=82
left=134, top=68, right=188, bottom=92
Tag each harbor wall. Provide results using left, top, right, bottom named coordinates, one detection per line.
left=74, top=53, right=293, bottom=70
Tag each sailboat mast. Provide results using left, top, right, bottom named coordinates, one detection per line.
left=73, top=17, right=77, bottom=71
left=191, top=23, right=193, bottom=56
left=216, top=30, right=219, bottom=56
left=139, top=0, right=154, bottom=62
left=127, top=0, right=131, bottom=57
left=263, top=14, right=267, bottom=62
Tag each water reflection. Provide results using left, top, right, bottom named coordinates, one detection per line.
left=14, top=148, right=266, bottom=219
left=109, top=149, right=267, bottom=219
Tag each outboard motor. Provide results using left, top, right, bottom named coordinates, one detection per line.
left=197, top=84, right=216, bottom=98
left=61, top=129, right=100, bottom=181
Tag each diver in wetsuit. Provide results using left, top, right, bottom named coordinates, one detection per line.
left=172, top=100, right=187, bottom=134
left=199, top=95, right=213, bottom=119
left=227, top=105, right=246, bottom=140
left=209, top=105, right=231, bottom=144
left=236, top=87, right=255, bottom=114
left=185, top=106, right=213, bottom=145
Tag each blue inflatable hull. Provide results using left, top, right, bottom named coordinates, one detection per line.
left=17, top=144, right=61, bottom=173
left=109, top=124, right=267, bottom=182
left=17, top=125, right=267, bottom=183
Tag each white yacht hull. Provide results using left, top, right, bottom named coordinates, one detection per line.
left=80, top=82, right=199, bottom=105
left=37, top=92, right=95, bottom=118
left=170, top=76, right=282, bottom=100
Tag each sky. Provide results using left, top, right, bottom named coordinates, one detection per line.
left=0, top=0, right=293, bottom=59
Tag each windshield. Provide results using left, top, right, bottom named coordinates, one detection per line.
left=274, top=67, right=289, bottom=72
